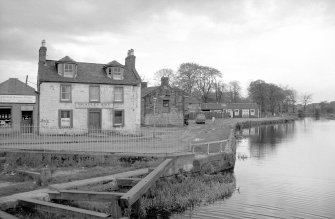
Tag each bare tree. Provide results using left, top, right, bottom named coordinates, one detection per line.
left=175, top=63, right=200, bottom=94
left=195, top=66, right=222, bottom=102
left=301, top=93, right=313, bottom=112
left=227, top=81, right=241, bottom=103
left=153, top=68, right=176, bottom=86
left=213, top=80, right=226, bottom=103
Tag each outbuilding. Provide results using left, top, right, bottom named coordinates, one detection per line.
left=0, top=78, right=38, bottom=133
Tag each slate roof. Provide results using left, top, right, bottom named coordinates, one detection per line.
left=186, top=96, right=201, bottom=104
left=141, top=86, right=159, bottom=97
left=0, top=78, right=36, bottom=95
left=105, top=60, right=123, bottom=67
left=201, top=103, right=227, bottom=110
left=38, top=60, right=140, bottom=85
left=201, top=102, right=259, bottom=110
left=226, top=103, right=259, bottom=109
left=57, top=56, right=76, bottom=63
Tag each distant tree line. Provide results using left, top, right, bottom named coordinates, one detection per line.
left=151, top=63, right=322, bottom=116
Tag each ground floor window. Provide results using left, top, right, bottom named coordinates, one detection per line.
left=250, top=109, right=255, bottom=116
left=58, top=110, right=73, bottom=128
left=163, top=100, right=169, bottom=107
left=0, top=108, right=11, bottom=127
left=113, top=110, right=124, bottom=127
left=234, top=109, right=239, bottom=116
left=242, top=109, right=249, bottom=117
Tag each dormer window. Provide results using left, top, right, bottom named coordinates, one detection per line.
left=64, top=64, right=74, bottom=78
left=113, top=67, right=122, bottom=80
left=104, top=60, right=124, bottom=80
left=57, top=56, right=77, bottom=78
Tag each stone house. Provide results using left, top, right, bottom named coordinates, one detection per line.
left=37, top=40, right=141, bottom=133
left=0, top=78, right=38, bottom=133
left=141, top=77, right=187, bottom=126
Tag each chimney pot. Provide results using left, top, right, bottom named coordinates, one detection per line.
left=41, top=39, right=46, bottom=47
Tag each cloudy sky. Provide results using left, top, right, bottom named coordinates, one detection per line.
left=1, top=0, right=335, bottom=102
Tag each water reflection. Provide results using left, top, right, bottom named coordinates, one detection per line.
left=174, top=118, right=335, bottom=218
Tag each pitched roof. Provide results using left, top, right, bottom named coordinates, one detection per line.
left=226, top=103, right=259, bottom=109
left=38, top=60, right=140, bottom=85
left=201, top=102, right=259, bottom=110
left=0, top=78, right=36, bottom=95
left=186, top=96, right=201, bottom=104
left=57, top=56, right=76, bottom=63
left=105, top=60, right=123, bottom=67
left=141, top=86, right=159, bottom=97
left=201, top=103, right=227, bottom=110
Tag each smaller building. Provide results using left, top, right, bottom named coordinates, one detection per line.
left=141, top=77, right=187, bottom=126
left=186, top=96, right=202, bottom=113
left=0, top=78, right=38, bottom=133
left=201, top=102, right=259, bottom=118
left=226, top=103, right=259, bottom=118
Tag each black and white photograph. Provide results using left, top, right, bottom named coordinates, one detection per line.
left=0, top=0, right=334, bottom=218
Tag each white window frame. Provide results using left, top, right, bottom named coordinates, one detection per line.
left=113, top=110, right=124, bottom=127
left=60, top=84, right=71, bottom=102
left=89, top=85, right=100, bottom=102
left=250, top=109, right=255, bottom=116
left=234, top=109, right=239, bottom=116
left=63, top=64, right=74, bottom=78
left=114, top=87, right=123, bottom=102
left=113, top=67, right=122, bottom=80
left=59, top=110, right=73, bottom=128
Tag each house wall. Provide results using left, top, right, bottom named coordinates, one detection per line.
left=0, top=103, right=38, bottom=133
left=228, top=108, right=259, bottom=118
left=39, top=82, right=140, bottom=133
left=142, top=87, right=185, bottom=126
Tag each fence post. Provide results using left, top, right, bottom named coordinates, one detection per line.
left=220, top=141, right=223, bottom=153
left=207, top=143, right=210, bottom=155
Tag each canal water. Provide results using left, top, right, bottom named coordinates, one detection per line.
left=174, top=118, right=335, bottom=219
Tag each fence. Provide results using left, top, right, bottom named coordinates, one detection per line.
left=0, top=126, right=192, bottom=154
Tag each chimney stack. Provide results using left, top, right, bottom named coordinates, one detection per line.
left=39, top=39, right=47, bottom=64
left=161, top=77, right=169, bottom=86
left=141, top=82, right=147, bottom=88
left=125, top=48, right=135, bottom=71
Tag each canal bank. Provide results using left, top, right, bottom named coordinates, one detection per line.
left=0, top=117, right=297, bottom=218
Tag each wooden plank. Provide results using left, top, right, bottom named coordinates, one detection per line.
left=48, top=190, right=124, bottom=202
left=116, top=178, right=142, bottom=187
left=19, top=198, right=111, bottom=218
left=120, top=159, right=173, bottom=207
left=0, top=210, right=19, bottom=219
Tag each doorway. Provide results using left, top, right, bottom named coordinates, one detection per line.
left=21, top=111, right=33, bottom=133
left=88, top=109, right=101, bottom=131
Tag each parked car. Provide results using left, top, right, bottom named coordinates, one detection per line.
left=195, top=113, right=206, bottom=124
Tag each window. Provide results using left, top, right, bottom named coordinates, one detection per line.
left=250, top=109, right=255, bottom=116
left=59, top=110, right=73, bottom=128
left=113, top=67, right=122, bottom=80
left=114, top=87, right=123, bottom=102
left=234, top=109, right=239, bottom=116
left=64, top=64, right=74, bottom=78
left=0, top=108, right=11, bottom=127
left=60, top=84, right=71, bottom=102
left=113, top=110, right=124, bottom=127
left=163, top=100, right=169, bottom=107
left=89, top=86, right=100, bottom=102
left=242, top=109, right=249, bottom=117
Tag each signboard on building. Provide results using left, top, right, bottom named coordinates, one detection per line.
left=75, top=102, right=114, bottom=109
left=21, top=106, right=34, bottom=111
left=0, top=95, right=36, bottom=103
